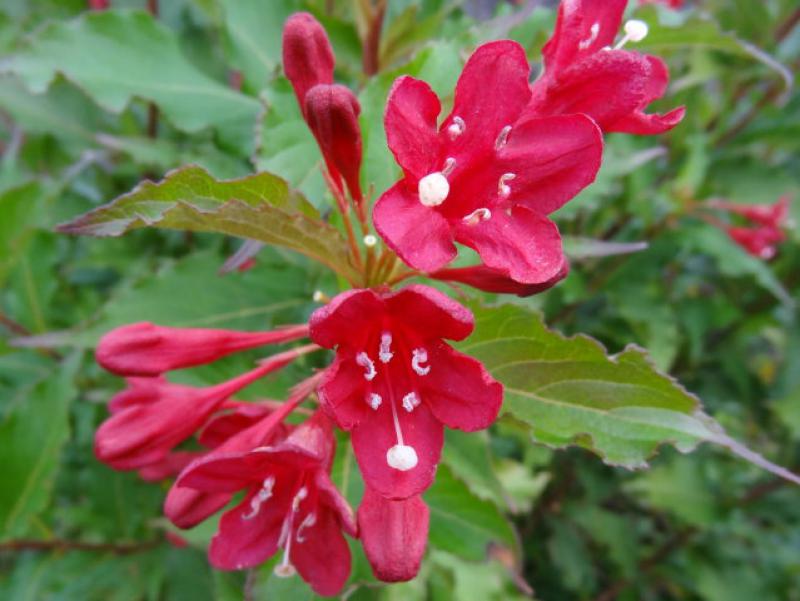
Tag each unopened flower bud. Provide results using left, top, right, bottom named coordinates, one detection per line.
left=282, top=13, right=335, bottom=117
left=304, top=83, right=364, bottom=203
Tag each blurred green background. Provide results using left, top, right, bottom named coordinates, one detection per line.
left=1, top=0, right=799, bottom=599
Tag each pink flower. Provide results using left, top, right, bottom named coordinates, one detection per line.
left=373, top=41, right=602, bottom=283
left=96, top=322, right=309, bottom=376
left=358, top=487, right=429, bottom=582
left=431, top=263, right=569, bottom=297
left=176, top=412, right=356, bottom=596
left=310, top=285, right=503, bottom=499
left=523, top=0, right=685, bottom=135
left=95, top=346, right=310, bottom=470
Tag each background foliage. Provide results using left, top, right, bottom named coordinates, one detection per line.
left=1, top=0, right=799, bottom=599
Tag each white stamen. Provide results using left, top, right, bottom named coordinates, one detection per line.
left=447, top=116, right=465, bottom=140
left=579, top=22, right=600, bottom=50
left=367, top=393, right=383, bottom=410
left=411, top=348, right=431, bottom=375
left=241, top=475, right=275, bottom=520
left=379, top=331, right=394, bottom=363
left=418, top=172, right=450, bottom=207
left=363, top=234, right=378, bottom=247
left=615, top=20, right=648, bottom=49
left=402, top=392, right=421, bottom=413
left=462, top=207, right=492, bottom=226
left=275, top=488, right=305, bottom=578
left=495, top=125, right=512, bottom=150
left=356, top=352, right=377, bottom=381
left=292, top=486, right=308, bottom=511
left=442, top=157, right=456, bottom=177
left=387, top=444, right=419, bottom=471
left=498, top=173, right=516, bottom=198
left=312, top=290, right=326, bottom=303
left=296, top=512, right=316, bottom=543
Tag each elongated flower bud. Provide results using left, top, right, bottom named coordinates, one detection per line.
left=282, top=12, right=335, bottom=117
left=96, top=322, right=309, bottom=376
left=304, top=83, right=364, bottom=203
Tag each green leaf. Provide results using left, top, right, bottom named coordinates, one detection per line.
left=0, top=353, right=78, bottom=539
left=0, top=10, right=261, bottom=153
left=442, top=430, right=508, bottom=509
left=0, top=181, right=43, bottom=287
left=56, top=165, right=359, bottom=282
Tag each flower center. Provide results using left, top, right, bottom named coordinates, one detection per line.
left=418, top=158, right=456, bottom=207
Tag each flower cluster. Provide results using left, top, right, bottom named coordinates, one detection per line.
left=91, top=1, right=683, bottom=594
left=703, top=195, right=793, bottom=260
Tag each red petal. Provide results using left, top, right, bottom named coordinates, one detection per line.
left=164, top=485, right=234, bottom=529
left=373, top=182, right=457, bottom=273
left=385, top=284, right=474, bottom=342
left=384, top=76, right=442, bottom=181
left=316, top=354, right=370, bottom=430
left=292, top=509, right=352, bottom=596
left=351, top=399, right=443, bottom=499
left=198, top=402, right=275, bottom=448
left=358, top=487, right=429, bottom=582
left=431, top=263, right=569, bottom=296
left=282, top=13, right=335, bottom=116
left=422, top=342, right=503, bottom=432
left=444, top=41, right=531, bottom=156
left=137, top=450, right=200, bottom=482
left=96, top=322, right=308, bottom=376
left=309, top=288, right=383, bottom=349
left=455, top=206, right=565, bottom=284
left=315, top=471, right=358, bottom=537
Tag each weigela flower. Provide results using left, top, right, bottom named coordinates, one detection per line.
left=310, top=285, right=503, bottom=499
left=176, top=411, right=356, bottom=597
left=358, top=487, right=429, bottom=582
left=725, top=225, right=785, bottom=260
left=707, top=195, right=792, bottom=259
left=373, top=40, right=602, bottom=283
left=523, top=0, right=685, bottom=135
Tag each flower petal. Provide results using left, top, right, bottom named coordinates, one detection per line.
left=455, top=206, right=565, bottom=284
left=309, top=288, right=383, bottom=350
left=292, top=509, right=352, bottom=596
left=385, top=284, right=474, bottom=342
left=421, top=342, right=503, bottom=432
left=164, top=485, right=234, bottom=529
left=431, top=263, right=569, bottom=296
left=351, top=399, right=443, bottom=499
left=373, top=182, right=457, bottom=273
left=358, top=487, right=429, bottom=582
left=314, top=471, right=358, bottom=537
left=316, top=354, right=370, bottom=430
left=384, top=76, right=442, bottom=181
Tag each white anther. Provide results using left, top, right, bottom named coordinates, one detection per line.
left=296, top=512, right=317, bottom=543
left=447, top=116, right=466, bottom=140
left=363, top=234, right=378, bottom=247
left=312, top=290, right=325, bottom=303
left=579, top=22, right=600, bottom=50
left=367, top=393, right=383, bottom=410
left=402, top=392, right=421, bottom=413
left=411, top=348, right=431, bottom=375
left=241, top=475, right=276, bottom=520
left=387, top=444, right=419, bottom=471
left=418, top=172, right=450, bottom=207
left=615, top=20, right=648, bottom=49
left=495, top=125, right=512, bottom=150
left=356, top=352, right=377, bottom=381
left=462, top=207, right=492, bottom=226
left=498, top=173, right=516, bottom=198
left=442, top=157, right=457, bottom=177
left=379, top=331, right=394, bottom=363
left=292, top=486, right=308, bottom=511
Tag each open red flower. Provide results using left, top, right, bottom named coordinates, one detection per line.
left=310, top=285, right=503, bottom=499
left=522, top=0, right=685, bottom=135
left=176, top=412, right=356, bottom=597
left=373, top=40, right=602, bottom=283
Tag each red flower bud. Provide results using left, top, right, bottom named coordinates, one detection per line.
left=282, top=12, right=335, bottom=117
left=358, top=487, right=429, bottom=582
left=304, top=83, right=364, bottom=203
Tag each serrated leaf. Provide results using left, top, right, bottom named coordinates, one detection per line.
left=0, top=10, right=261, bottom=153
left=56, top=165, right=359, bottom=283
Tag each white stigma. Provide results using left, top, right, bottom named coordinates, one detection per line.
left=498, top=173, right=516, bottom=198
left=615, top=20, right=648, bottom=49
left=418, top=172, right=450, bottom=207
left=411, top=348, right=431, bottom=375
left=579, top=22, right=600, bottom=50
left=495, top=125, right=512, bottom=150
left=387, top=444, right=419, bottom=471
left=447, top=116, right=466, bottom=140
left=462, top=207, right=492, bottom=226
left=356, top=352, right=377, bottom=381
left=363, top=234, right=378, bottom=247
left=379, top=331, right=394, bottom=363
left=241, top=475, right=275, bottom=520
left=367, top=392, right=383, bottom=410
left=296, top=512, right=316, bottom=543
left=402, top=392, right=421, bottom=413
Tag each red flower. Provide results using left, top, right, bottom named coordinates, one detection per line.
left=310, top=285, right=503, bottom=499
left=431, top=263, right=569, bottom=297
left=96, top=322, right=308, bottom=376
left=726, top=226, right=785, bottom=260
left=176, top=412, right=356, bottom=596
left=523, top=0, right=685, bottom=135
left=358, top=487, right=429, bottom=582
left=373, top=41, right=602, bottom=283
left=95, top=346, right=310, bottom=470
left=706, top=195, right=792, bottom=259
